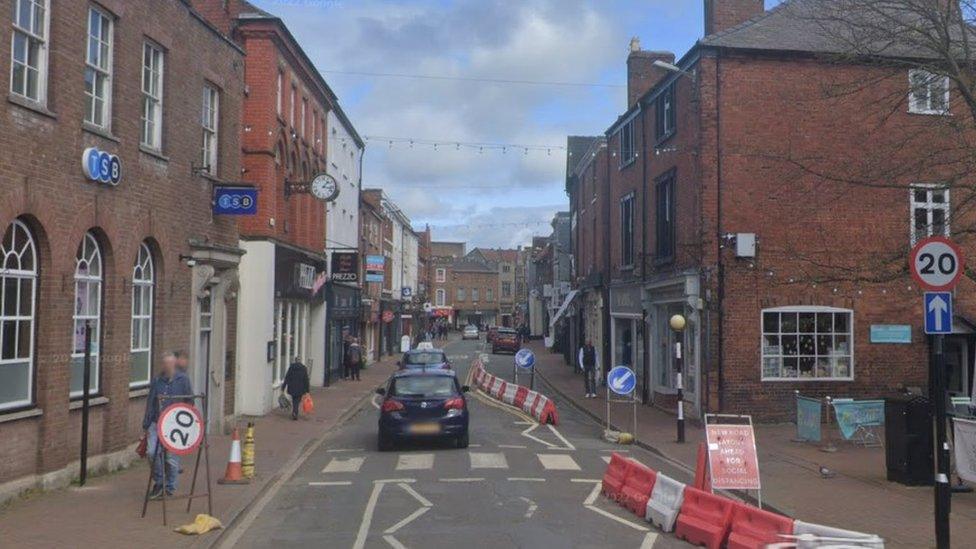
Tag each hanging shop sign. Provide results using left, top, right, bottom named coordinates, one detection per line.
left=81, top=146, right=122, bottom=186
left=366, top=254, right=385, bottom=283
left=330, top=252, right=360, bottom=283
left=213, top=186, right=257, bottom=216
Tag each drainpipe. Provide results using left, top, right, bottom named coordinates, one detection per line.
left=714, top=53, right=726, bottom=412
left=639, top=106, right=651, bottom=403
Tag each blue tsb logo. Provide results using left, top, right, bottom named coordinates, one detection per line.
left=82, top=147, right=121, bottom=186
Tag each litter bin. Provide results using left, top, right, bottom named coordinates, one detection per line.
left=884, top=395, right=933, bottom=486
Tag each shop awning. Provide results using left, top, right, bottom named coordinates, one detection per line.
left=549, top=290, right=580, bottom=328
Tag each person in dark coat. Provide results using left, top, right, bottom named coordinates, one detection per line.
left=143, top=352, right=193, bottom=498
left=281, top=359, right=310, bottom=420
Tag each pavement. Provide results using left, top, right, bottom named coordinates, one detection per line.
left=520, top=339, right=976, bottom=549
left=0, top=353, right=400, bottom=549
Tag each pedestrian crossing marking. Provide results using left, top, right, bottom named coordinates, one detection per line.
left=469, top=452, right=508, bottom=469
left=396, top=453, right=434, bottom=471
left=322, top=456, right=365, bottom=473
left=537, top=454, right=581, bottom=471
left=601, top=456, right=612, bottom=464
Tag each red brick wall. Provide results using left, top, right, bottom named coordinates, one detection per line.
left=0, top=0, right=244, bottom=482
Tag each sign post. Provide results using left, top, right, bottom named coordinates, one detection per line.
left=606, top=365, right=638, bottom=441
left=79, top=320, right=92, bottom=486
left=513, top=348, right=535, bottom=390
left=910, top=235, right=964, bottom=549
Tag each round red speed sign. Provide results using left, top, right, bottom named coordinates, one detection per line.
left=157, top=403, right=204, bottom=455
left=909, top=236, right=964, bottom=291
left=382, top=310, right=395, bottom=323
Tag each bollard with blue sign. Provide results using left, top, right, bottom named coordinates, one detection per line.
left=606, top=365, right=638, bottom=443
left=213, top=186, right=258, bottom=216
left=513, top=348, right=535, bottom=390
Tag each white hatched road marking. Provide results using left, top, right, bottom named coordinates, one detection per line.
left=396, top=453, right=434, bottom=471
left=537, top=453, right=581, bottom=471
left=580, top=480, right=657, bottom=545
left=308, top=481, right=352, bottom=486
left=326, top=448, right=364, bottom=453
left=498, top=444, right=527, bottom=449
left=322, top=456, right=365, bottom=473
left=469, top=452, right=508, bottom=469
left=519, top=496, right=538, bottom=519
left=439, top=477, right=485, bottom=482
left=508, top=477, right=546, bottom=482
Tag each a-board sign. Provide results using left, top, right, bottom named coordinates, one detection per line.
left=705, top=422, right=761, bottom=490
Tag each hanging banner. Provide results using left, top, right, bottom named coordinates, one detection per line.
left=705, top=422, right=761, bottom=490
left=953, top=417, right=976, bottom=483
left=831, top=399, right=885, bottom=440
left=796, top=395, right=822, bottom=442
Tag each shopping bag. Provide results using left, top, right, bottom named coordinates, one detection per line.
left=301, top=393, right=314, bottom=415
left=136, top=434, right=148, bottom=458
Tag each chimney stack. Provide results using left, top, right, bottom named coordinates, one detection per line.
left=704, top=0, right=765, bottom=36
left=626, top=37, right=675, bottom=108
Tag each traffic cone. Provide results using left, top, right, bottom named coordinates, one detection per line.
left=241, top=422, right=256, bottom=479
left=217, top=428, right=249, bottom=485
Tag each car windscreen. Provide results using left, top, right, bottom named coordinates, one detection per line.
left=403, top=351, right=447, bottom=365
left=390, top=376, right=457, bottom=398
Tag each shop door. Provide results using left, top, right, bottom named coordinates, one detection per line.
left=197, top=293, right=214, bottom=429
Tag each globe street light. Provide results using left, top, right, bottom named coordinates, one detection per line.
left=670, top=313, right=686, bottom=443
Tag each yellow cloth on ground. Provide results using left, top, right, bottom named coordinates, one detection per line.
left=174, top=514, right=223, bottom=535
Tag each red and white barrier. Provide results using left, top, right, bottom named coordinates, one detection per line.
left=471, top=361, right=557, bottom=425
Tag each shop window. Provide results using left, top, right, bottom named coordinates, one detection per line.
left=130, top=243, right=154, bottom=387
left=0, top=220, right=37, bottom=410
left=71, top=232, right=102, bottom=397
left=761, top=307, right=853, bottom=381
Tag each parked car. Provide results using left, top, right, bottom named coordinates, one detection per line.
left=486, top=325, right=499, bottom=344
left=462, top=325, right=480, bottom=340
left=492, top=327, right=521, bottom=354
left=399, top=349, right=452, bottom=371
left=376, top=369, right=470, bottom=451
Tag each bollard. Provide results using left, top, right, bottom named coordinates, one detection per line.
left=241, top=422, right=256, bottom=479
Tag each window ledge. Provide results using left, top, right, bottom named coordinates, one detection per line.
left=8, top=94, right=57, bottom=119
left=69, top=396, right=109, bottom=410
left=81, top=122, right=120, bottom=143
left=618, top=158, right=637, bottom=171
left=129, top=388, right=150, bottom=399
left=139, top=145, right=169, bottom=162
left=0, top=407, right=43, bottom=424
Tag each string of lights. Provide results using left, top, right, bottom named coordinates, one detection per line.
left=330, top=134, right=567, bottom=155
left=423, top=220, right=551, bottom=229
left=320, top=69, right=624, bottom=89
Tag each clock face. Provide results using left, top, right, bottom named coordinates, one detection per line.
left=310, top=174, right=338, bottom=201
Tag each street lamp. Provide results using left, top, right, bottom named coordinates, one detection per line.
left=653, top=59, right=696, bottom=80
left=670, top=314, right=686, bottom=443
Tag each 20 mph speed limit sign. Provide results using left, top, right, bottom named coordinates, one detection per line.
left=910, top=236, right=964, bottom=291
left=157, top=402, right=204, bottom=455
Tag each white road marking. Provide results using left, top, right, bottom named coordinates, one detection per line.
left=601, top=456, right=612, bottom=464
left=384, top=507, right=430, bottom=535
left=508, top=477, right=546, bottom=482
left=352, top=482, right=384, bottom=549
left=498, top=444, right=528, bottom=449
left=519, top=496, right=538, bottom=519
left=547, top=424, right=576, bottom=450
left=581, top=481, right=649, bottom=533
left=322, top=457, right=365, bottom=473
left=398, top=482, right=433, bottom=508
left=396, top=453, right=434, bottom=471
left=641, top=532, right=660, bottom=548
left=514, top=421, right=535, bottom=425
left=327, top=448, right=365, bottom=453
left=583, top=481, right=603, bottom=505
left=521, top=423, right=561, bottom=449
left=383, top=535, right=407, bottom=549
left=469, top=443, right=482, bottom=448
left=537, top=453, right=581, bottom=471
left=571, top=479, right=602, bottom=483
left=375, top=478, right=416, bottom=484
left=469, top=452, right=508, bottom=469
left=308, top=481, right=352, bottom=486
left=439, top=477, right=485, bottom=482
left=371, top=394, right=380, bottom=409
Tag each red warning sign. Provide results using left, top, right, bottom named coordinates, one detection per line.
left=705, top=423, right=761, bottom=490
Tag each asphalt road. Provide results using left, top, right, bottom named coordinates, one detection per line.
left=224, top=337, right=694, bottom=549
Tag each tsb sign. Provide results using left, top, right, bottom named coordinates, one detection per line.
left=81, top=147, right=122, bottom=186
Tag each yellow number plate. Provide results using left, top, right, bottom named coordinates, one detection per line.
left=409, top=423, right=441, bottom=435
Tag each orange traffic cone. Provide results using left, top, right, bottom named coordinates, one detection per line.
left=217, top=428, right=249, bottom=485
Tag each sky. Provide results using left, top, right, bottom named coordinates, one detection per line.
left=250, top=0, right=781, bottom=248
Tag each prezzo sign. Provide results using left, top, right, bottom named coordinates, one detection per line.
left=82, top=147, right=121, bottom=186
left=330, top=252, right=359, bottom=283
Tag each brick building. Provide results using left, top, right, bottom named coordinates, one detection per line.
left=568, top=0, right=974, bottom=419
left=359, top=190, right=385, bottom=362
left=194, top=0, right=337, bottom=413
left=468, top=248, right=522, bottom=327
left=430, top=249, right=499, bottom=329
left=0, top=0, right=244, bottom=496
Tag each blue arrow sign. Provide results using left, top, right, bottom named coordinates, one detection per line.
left=607, top=365, right=637, bottom=395
left=514, top=348, right=535, bottom=370
left=924, top=292, right=953, bottom=335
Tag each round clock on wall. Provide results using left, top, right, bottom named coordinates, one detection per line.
left=310, top=173, right=340, bottom=202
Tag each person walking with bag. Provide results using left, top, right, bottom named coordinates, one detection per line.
left=346, top=338, right=364, bottom=381
left=142, top=352, right=193, bottom=499
left=281, top=358, right=310, bottom=420
left=578, top=339, right=599, bottom=398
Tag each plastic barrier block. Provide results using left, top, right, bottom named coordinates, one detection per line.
left=541, top=400, right=559, bottom=425
left=513, top=387, right=529, bottom=409
left=621, top=462, right=658, bottom=515
left=502, top=383, right=518, bottom=405
left=645, top=472, right=686, bottom=532
left=727, top=503, right=794, bottom=549
left=793, top=520, right=885, bottom=549
left=601, top=453, right=633, bottom=501
left=673, top=487, right=734, bottom=549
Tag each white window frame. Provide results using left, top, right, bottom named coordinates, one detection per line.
left=201, top=84, right=219, bottom=175
left=910, top=184, right=950, bottom=246
left=472, top=288, right=480, bottom=302
left=761, top=306, right=854, bottom=382
left=71, top=232, right=102, bottom=397
left=435, top=288, right=446, bottom=307
left=617, top=115, right=637, bottom=168
left=10, top=0, right=50, bottom=104
left=0, top=219, right=38, bottom=410
left=140, top=41, right=164, bottom=150
left=435, top=268, right=446, bottom=283
left=457, top=287, right=466, bottom=302
left=130, top=243, right=154, bottom=388
left=486, top=288, right=493, bottom=302
left=909, top=69, right=950, bottom=115
left=300, top=96, right=307, bottom=138
left=84, top=6, right=113, bottom=129
left=276, top=70, right=283, bottom=116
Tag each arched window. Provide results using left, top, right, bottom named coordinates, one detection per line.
left=0, top=220, right=37, bottom=410
left=71, top=231, right=102, bottom=397
left=130, top=242, right=154, bottom=387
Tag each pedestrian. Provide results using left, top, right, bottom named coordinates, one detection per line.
left=341, top=335, right=352, bottom=380
left=281, top=358, right=310, bottom=420
left=578, top=339, right=599, bottom=398
left=175, top=349, right=189, bottom=373
left=142, top=351, right=192, bottom=499
left=346, top=337, right=364, bottom=381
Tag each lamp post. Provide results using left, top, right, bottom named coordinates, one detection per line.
left=670, top=313, right=686, bottom=443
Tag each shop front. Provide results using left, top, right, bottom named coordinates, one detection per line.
left=325, top=282, right=361, bottom=384
left=380, top=299, right=403, bottom=357
left=609, top=285, right=645, bottom=401
left=645, top=272, right=702, bottom=417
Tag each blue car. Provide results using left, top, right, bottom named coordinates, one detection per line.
left=376, top=369, right=470, bottom=451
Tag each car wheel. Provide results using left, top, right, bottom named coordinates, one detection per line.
left=456, top=432, right=469, bottom=449
left=378, top=433, right=393, bottom=452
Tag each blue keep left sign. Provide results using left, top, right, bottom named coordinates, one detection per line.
left=608, top=365, right=636, bottom=395
left=213, top=186, right=258, bottom=216
left=514, top=348, right=535, bottom=370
